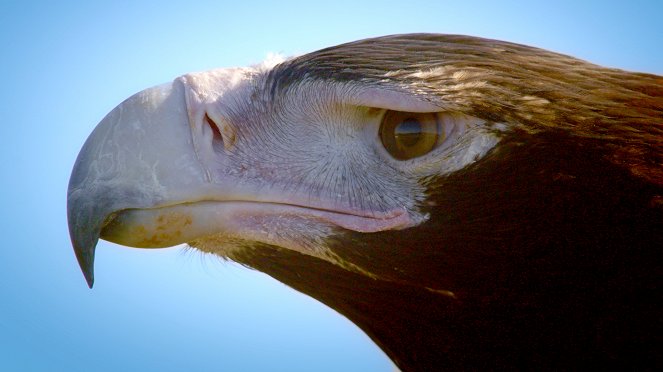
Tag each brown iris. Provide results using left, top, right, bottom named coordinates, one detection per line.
left=379, top=111, right=440, bottom=160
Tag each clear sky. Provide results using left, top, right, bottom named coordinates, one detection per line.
left=1, top=1, right=661, bottom=371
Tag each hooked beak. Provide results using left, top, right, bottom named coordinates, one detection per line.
left=67, top=69, right=417, bottom=288
left=67, top=80, right=207, bottom=287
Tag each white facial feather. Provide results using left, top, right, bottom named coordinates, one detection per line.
left=177, top=63, right=502, bottom=272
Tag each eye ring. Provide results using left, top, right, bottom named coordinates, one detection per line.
left=379, top=111, right=442, bottom=160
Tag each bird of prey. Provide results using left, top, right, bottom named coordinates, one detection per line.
left=68, top=34, right=662, bottom=371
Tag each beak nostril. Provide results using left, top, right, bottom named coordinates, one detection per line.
left=205, top=114, right=223, bottom=143
left=204, top=113, right=237, bottom=152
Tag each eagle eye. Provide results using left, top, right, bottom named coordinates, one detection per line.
left=379, top=111, right=441, bottom=160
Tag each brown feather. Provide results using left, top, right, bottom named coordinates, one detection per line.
left=270, top=34, right=663, bottom=185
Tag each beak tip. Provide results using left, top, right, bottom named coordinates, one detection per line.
left=73, top=236, right=97, bottom=290
left=76, top=253, right=95, bottom=289
left=86, top=276, right=95, bottom=289
left=82, top=264, right=95, bottom=288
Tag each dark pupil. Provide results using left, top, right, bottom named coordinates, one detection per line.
left=394, top=118, right=422, bottom=147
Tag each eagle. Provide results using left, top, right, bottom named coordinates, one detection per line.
left=68, top=34, right=662, bottom=371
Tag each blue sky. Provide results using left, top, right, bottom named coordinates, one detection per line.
left=1, top=1, right=661, bottom=371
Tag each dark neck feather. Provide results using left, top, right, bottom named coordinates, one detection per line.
left=232, top=131, right=663, bottom=371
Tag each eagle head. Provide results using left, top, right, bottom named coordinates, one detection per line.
left=68, top=34, right=663, bottom=370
